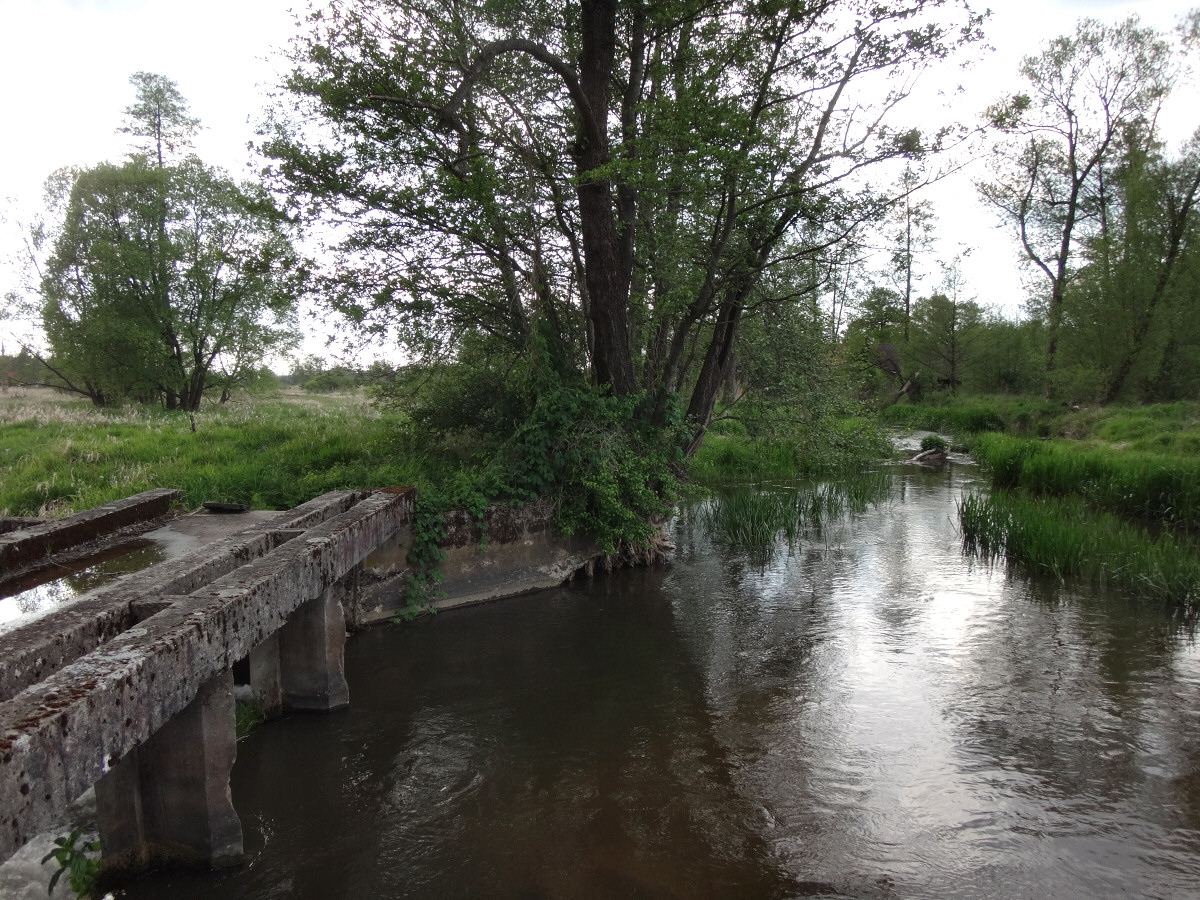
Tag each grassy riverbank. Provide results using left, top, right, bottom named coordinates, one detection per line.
left=1, top=386, right=886, bottom=520
left=687, top=418, right=891, bottom=486
left=933, top=397, right=1200, bottom=608
left=881, top=395, right=1200, bottom=454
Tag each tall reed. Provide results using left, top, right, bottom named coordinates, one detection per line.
left=972, top=433, right=1200, bottom=529
left=959, top=490, right=1200, bottom=608
left=700, top=470, right=892, bottom=557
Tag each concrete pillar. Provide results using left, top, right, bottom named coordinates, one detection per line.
left=249, top=632, right=283, bottom=719
left=278, top=584, right=350, bottom=712
left=95, top=670, right=243, bottom=877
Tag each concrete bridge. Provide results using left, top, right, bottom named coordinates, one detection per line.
left=0, top=487, right=414, bottom=879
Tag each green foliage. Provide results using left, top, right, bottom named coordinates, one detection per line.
left=688, top=418, right=891, bottom=486
left=906, top=287, right=983, bottom=392
left=479, top=371, right=685, bottom=554
left=393, top=493, right=448, bottom=621
left=235, top=700, right=265, bottom=740
left=31, top=74, right=298, bottom=411
left=300, top=370, right=359, bottom=394
left=879, top=402, right=1007, bottom=436
left=979, top=15, right=1176, bottom=385
left=371, top=335, right=534, bottom=456
left=919, top=434, right=949, bottom=453
left=972, top=433, right=1200, bottom=529
left=41, top=828, right=100, bottom=898
left=265, top=0, right=983, bottom=436
left=1058, top=134, right=1200, bottom=403
left=698, top=470, right=892, bottom=561
left=1, top=349, right=49, bottom=385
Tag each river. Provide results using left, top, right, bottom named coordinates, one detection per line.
left=117, top=460, right=1200, bottom=898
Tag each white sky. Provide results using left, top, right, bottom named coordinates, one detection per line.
left=0, top=0, right=1194, bottom=364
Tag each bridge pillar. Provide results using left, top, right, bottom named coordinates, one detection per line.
left=249, top=632, right=283, bottom=718
left=279, top=582, right=350, bottom=711
left=95, top=670, right=243, bottom=876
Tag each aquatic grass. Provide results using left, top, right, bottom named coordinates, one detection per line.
left=700, top=470, right=892, bottom=558
left=972, top=433, right=1200, bottom=529
left=879, top=402, right=1009, bottom=435
left=959, top=490, right=1200, bottom=608
left=235, top=700, right=266, bottom=740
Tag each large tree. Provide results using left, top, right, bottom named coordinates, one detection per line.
left=1064, top=132, right=1200, bottom=402
left=978, top=16, right=1174, bottom=386
left=40, top=156, right=299, bottom=409
left=35, top=74, right=298, bottom=410
left=265, top=0, right=982, bottom=449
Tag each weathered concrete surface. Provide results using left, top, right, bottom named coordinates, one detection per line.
left=0, top=487, right=414, bottom=864
left=0, top=789, right=96, bottom=900
left=94, top=671, right=242, bottom=876
left=0, top=519, right=45, bottom=537
left=0, top=489, right=180, bottom=575
left=355, top=499, right=602, bottom=621
left=0, top=492, right=365, bottom=704
left=278, top=584, right=350, bottom=711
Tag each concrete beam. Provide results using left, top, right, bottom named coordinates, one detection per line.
left=0, top=487, right=413, bottom=864
left=0, top=489, right=180, bottom=574
left=0, top=491, right=366, bottom=703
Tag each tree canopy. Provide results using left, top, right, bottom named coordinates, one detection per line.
left=978, top=15, right=1175, bottom=385
left=264, top=0, right=983, bottom=450
left=33, top=74, right=299, bottom=410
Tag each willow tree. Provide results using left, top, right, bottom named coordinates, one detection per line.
left=978, top=16, right=1174, bottom=386
left=266, top=0, right=982, bottom=450
left=41, top=157, right=300, bottom=410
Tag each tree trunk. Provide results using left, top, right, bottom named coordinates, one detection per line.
left=574, top=0, right=635, bottom=396
left=684, top=301, right=743, bottom=455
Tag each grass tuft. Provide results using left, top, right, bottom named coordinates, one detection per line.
left=959, top=490, right=1200, bottom=608
left=699, top=470, right=891, bottom=559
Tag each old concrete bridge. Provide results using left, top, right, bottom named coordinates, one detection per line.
left=0, top=487, right=415, bottom=878
left=0, top=484, right=609, bottom=883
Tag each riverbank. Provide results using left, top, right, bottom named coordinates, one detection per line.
left=1, top=385, right=891, bottom=517
left=880, top=395, right=1200, bottom=454
left=886, top=396, right=1200, bottom=609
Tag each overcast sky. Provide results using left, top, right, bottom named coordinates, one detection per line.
left=0, top=0, right=1194, bottom=363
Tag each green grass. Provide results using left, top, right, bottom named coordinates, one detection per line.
left=687, top=417, right=891, bottom=486
left=881, top=395, right=1200, bottom=451
left=878, top=401, right=1010, bottom=436
left=971, top=433, right=1200, bottom=530
left=0, top=387, right=427, bottom=516
left=699, top=469, right=892, bottom=557
left=235, top=700, right=266, bottom=739
left=959, top=490, right=1200, bottom=608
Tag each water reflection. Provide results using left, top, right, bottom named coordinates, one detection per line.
left=119, top=465, right=1200, bottom=899
left=0, top=539, right=164, bottom=627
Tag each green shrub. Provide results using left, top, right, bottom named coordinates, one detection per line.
left=920, top=434, right=948, bottom=453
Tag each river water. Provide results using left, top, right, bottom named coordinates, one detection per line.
left=118, top=462, right=1200, bottom=899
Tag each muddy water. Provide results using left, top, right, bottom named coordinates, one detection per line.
left=119, top=464, right=1200, bottom=899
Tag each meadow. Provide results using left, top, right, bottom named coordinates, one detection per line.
left=0, top=386, right=423, bottom=517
